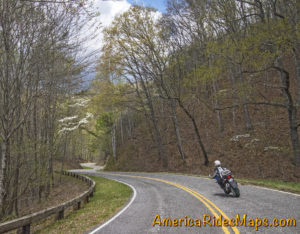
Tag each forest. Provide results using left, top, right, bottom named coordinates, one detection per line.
left=88, top=0, right=300, bottom=180
left=0, top=0, right=299, bottom=220
left=0, top=0, right=97, bottom=219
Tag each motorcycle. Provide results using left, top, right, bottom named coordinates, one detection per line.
left=213, top=169, right=240, bottom=197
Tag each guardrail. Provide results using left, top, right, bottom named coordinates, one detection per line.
left=0, top=171, right=96, bottom=234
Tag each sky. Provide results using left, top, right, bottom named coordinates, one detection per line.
left=127, top=0, right=167, bottom=13
left=81, top=0, right=167, bottom=86
left=85, top=0, right=167, bottom=58
left=93, top=0, right=167, bottom=29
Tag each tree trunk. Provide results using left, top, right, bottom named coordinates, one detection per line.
left=293, top=49, right=300, bottom=106
left=212, top=79, right=224, bottom=132
left=177, top=99, right=209, bottom=166
left=139, top=76, right=168, bottom=168
left=48, top=118, right=55, bottom=189
left=0, top=139, right=9, bottom=217
left=230, top=66, right=238, bottom=133
left=150, top=109, right=168, bottom=168
left=238, top=65, right=253, bottom=130
left=127, top=112, right=133, bottom=139
left=12, top=128, right=22, bottom=217
left=60, top=135, right=68, bottom=183
left=275, top=59, right=300, bottom=166
left=263, top=69, right=270, bottom=129
left=120, top=114, right=124, bottom=144
left=112, top=121, right=117, bottom=161
left=170, top=99, right=186, bottom=162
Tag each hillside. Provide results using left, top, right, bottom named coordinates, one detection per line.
left=88, top=1, right=300, bottom=183
left=103, top=91, right=299, bottom=181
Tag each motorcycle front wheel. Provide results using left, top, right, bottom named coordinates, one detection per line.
left=224, top=183, right=231, bottom=194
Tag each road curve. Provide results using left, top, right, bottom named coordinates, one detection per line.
left=71, top=167, right=299, bottom=234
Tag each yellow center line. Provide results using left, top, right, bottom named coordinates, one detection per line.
left=111, top=173, right=240, bottom=234
left=149, top=177, right=230, bottom=234
left=160, top=179, right=240, bottom=234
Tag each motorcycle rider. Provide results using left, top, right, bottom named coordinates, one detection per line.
left=212, top=160, right=227, bottom=189
left=212, top=160, right=240, bottom=197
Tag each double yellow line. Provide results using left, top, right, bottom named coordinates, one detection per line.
left=113, top=174, right=240, bottom=234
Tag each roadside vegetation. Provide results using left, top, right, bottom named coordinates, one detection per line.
left=237, top=178, right=300, bottom=194
left=0, top=0, right=99, bottom=219
left=34, top=176, right=132, bottom=234
left=81, top=166, right=94, bottom=170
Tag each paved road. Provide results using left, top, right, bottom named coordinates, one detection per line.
left=71, top=165, right=300, bottom=234
left=80, top=162, right=104, bottom=171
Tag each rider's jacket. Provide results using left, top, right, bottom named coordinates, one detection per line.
left=213, top=166, right=227, bottom=181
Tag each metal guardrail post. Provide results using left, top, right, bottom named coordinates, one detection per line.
left=56, top=209, right=64, bottom=220
left=21, top=224, right=30, bottom=234
left=74, top=201, right=81, bottom=210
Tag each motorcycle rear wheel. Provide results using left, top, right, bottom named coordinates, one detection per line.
left=232, top=187, right=240, bottom=197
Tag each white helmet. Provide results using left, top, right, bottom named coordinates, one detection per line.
left=214, top=160, right=221, bottom=167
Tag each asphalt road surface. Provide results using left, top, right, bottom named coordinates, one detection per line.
left=71, top=164, right=300, bottom=234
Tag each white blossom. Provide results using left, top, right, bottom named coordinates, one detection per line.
left=251, top=138, right=260, bottom=143
left=230, top=134, right=251, bottom=142
left=69, top=98, right=90, bottom=107
left=86, top=112, right=93, bottom=118
left=245, top=139, right=260, bottom=148
left=58, top=115, right=78, bottom=123
left=264, top=146, right=280, bottom=151
left=58, top=112, right=94, bottom=134
left=79, top=118, right=89, bottom=125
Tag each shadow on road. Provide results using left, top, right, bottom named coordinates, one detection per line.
left=213, top=193, right=237, bottom=198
